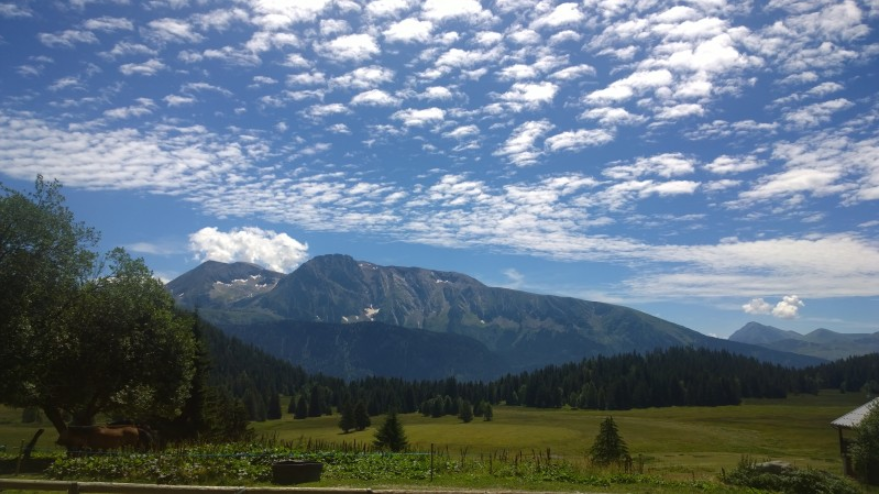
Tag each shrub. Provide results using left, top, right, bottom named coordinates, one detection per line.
left=723, top=456, right=860, bottom=494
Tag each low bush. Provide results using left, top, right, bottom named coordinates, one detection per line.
left=722, top=456, right=860, bottom=494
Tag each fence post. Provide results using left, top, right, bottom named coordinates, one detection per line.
left=15, top=440, right=24, bottom=475
left=429, top=443, right=434, bottom=482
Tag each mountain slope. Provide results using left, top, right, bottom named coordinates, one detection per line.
left=166, top=260, right=283, bottom=308
left=253, top=254, right=705, bottom=352
left=220, top=319, right=506, bottom=381
left=170, top=255, right=825, bottom=380
left=728, top=321, right=802, bottom=345
left=729, top=321, right=879, bottom=361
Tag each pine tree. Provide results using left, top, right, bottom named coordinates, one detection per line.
left=458, top=400, right=474, bottom=423
left=266, top=393, right=282, bottom=420
left=308, top=384, right=324, bottom=417
left=589, top=416, right=630, bottom=467
left=353, top=400, right=371, bottom=431
left=294, top=395, right=309, bottom=420
left=338, top=402, right=355, bottom=433
left=373, top=409, right=408, bottom=452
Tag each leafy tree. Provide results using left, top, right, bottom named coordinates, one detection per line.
left=0, top=179, right=198, bottom=434
left=458, top=400, right=474, bottom=423
left=0, top=177, right=98, bottom=429
left=373, top=409, right=408, bottom=452
left=852, top=403, right=879, bottom=485
left=354, top=400, right=371, bottom=431
left=589, top=416, right=630, bottom=467
left=338, top=402, right=356, bottom=433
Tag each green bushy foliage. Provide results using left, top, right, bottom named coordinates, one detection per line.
left=723, top=456, right=860, bottom=494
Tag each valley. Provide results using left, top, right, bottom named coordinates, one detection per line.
left=0, top=390, right=870, bottom=492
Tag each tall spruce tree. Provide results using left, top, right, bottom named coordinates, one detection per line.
left=339, top=402, right=356, bottom=433
left=589, top=416, right=630, bottom=467
left=354, top=400, right=371, bottom=431
left=267, top=392, right=282, bottom=420
left=373, top=409, right=408, bottom=452
left=294, top=395, right=309, bottom=420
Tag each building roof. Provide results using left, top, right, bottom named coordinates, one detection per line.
left=832, top=397, right=879, bottom=429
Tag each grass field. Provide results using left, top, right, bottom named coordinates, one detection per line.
left=0, top=390, right=872, bottom=491
left=252, top=391, right=867, bottom=481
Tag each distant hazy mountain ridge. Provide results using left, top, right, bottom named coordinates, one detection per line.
left=729, top=321, right=879, bottom=361
left=168, top=255, right=825, bottom=380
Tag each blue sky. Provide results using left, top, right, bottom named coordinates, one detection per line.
left=1, top=0, right=878, bottom=339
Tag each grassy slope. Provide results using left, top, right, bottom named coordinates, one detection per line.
left=1, top=390, right=869, bottom=485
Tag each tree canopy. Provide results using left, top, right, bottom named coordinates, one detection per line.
left=852, top=403, right=879, bottom=485
left=0, top=177, right=196, bottom=433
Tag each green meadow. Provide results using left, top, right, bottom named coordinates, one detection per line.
left=254, top=391, right=866, bottom=481
left=1, top=390, right=873, bottom=492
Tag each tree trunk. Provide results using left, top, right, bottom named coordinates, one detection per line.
left=41, top=405, right=67, bottom=435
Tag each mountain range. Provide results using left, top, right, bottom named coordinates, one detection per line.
left=729, top=321, right=879, bottom=361
left=166, top=254, right=825, bottom=380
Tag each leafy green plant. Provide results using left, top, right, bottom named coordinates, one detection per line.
left=722, top=455, right=860, bottom=494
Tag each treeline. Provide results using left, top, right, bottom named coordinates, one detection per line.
left=199, top=316, right=879, bottom=422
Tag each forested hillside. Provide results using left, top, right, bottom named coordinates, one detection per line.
left=201, top=312, right=879, bottom=421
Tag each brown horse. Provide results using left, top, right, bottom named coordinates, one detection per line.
left=57, top=425, right=152, bottom=452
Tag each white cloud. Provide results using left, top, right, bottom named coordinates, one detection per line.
left=38, top=30, right=98, bottom=48
left=391, top=107, right=445, bottom=126
left=705, top=155, right=765, bottom=174
left=443, top=124, right=479, bottom=139
left=0, top=4, right=33, bottom=17
left=366, top=0, right=415, bottom=18
left=783, top=98, right=854, bottom=128
left=742, top=297, right=772, bottom=315
left=83, top=16, right=133, bottom=32
left=549, top=64, right=595, bottom=81
left=351, top=89, right=401, bottom=106
left=742, top=295, right=805, bottom=319
left=119, top=59, right=166, bottom=76
left=383, top=18, right=433, bottom=43
left=248, top=0, right=332, bottom=29
left=530, top=2, right=584, bottom=30
left=421, top=0, right=494, bottom=23
left=545, top=129, right=615, bottom=152
left=418, top=86, right=453, bottom=100
left=189, top=226, right=309, bottom=273
left=331, top=65, right=395, bottom=89
left=304, top=103, right=351, bottom=119
left=604, top=153, right=696, bottom=180
left=508, top=28, right=541, bottom=44
left=497, top=82, right=559, bottom=110
left=147, top=18, right=204, bottom=43
left=315, top=33, right=380, bottom=62
left=581, top=107, right=646, bottom=126
left=494, top=119, right=553, bottom=166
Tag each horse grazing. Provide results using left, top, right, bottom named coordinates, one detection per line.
left=57, top=425, right=152, bottom=452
